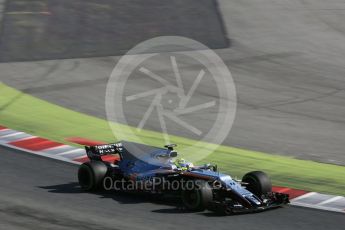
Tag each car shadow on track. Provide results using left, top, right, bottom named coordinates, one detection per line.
left=39, top=182, right=186, bottom=208
left=39, top=182, right=271, bottom=216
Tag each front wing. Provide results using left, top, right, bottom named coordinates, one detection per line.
left=208, top=192, right=289, bottom=215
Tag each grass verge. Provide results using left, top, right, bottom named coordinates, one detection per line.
left=0, top=83, right=344, bottom=195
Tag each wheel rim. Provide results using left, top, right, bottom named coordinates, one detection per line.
left=183, top=189, right=201, bottom=209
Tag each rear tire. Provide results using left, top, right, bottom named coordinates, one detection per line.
left=242, top=171, right=272, bottom=197
left=181, top=180, right=213, bottom=211
left=78, top=161, right=108, bottom=191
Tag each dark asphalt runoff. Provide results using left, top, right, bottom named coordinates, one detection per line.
left=1, top=145, right=345, bottom=230
left=0, top=0, right=228, bottom=62
left=1, top=0, right=345, bottom=165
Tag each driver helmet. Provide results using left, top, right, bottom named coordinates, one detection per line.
left=174, top=158, right=194, bottom=169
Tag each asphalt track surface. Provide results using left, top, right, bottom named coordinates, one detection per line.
left=1, top=145, right=344, bottom=230
left=0, top=0, right=228, bottom=62
left=1, top=0, right=345, bottom=165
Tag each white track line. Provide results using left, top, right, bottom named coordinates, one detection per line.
left=1, top=142, right=80, bottom=165
left=0, top=131, right=25, bottom=138
left=56, top=148, right=85, bottom=156
left=11, top=135, right=38, bottom=141
left=292, top=202, right=345, bottom=214
left=317, top=196, right=343, bottom=206
left=0, top=130, right=18, bottom=136
left=291, top=192, right=316, bottom=202
left=43, top=145, right=69, bottom=151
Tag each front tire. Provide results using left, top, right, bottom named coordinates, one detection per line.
left=78, top=161, right=108, bottom=191
left=181, top=180, right=213, bottom=211
left=242, top=171, right=272, bottom=197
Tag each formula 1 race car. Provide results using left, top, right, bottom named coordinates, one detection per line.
left=77, top=141, right=289, bottom=215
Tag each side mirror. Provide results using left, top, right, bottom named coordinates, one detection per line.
left=169, top=151, right=178, bottom=158
left=164, top=144, right=177, bottom=150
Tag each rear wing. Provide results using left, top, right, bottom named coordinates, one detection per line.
left=85, top=143, right=123, bottom=161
